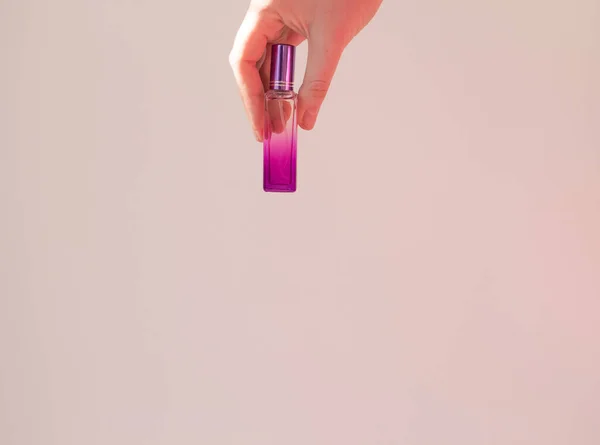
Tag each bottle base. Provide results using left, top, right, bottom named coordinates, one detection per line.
left=263, top=184, right=296, bottom=193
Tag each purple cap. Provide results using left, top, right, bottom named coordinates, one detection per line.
left=269, top=44, right=295, bottom=91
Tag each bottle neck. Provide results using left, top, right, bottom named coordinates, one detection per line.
left=269, top=81, right=294, bottom=92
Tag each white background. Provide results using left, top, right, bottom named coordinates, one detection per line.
left=1, top=1, right=599, bottom=444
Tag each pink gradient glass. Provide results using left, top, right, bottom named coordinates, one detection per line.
left=263, top=44, right=297, bottom=193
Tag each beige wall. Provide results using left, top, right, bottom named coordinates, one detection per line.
left=1, top=1, right=599, bottom=444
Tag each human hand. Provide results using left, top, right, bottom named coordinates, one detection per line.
left=229, top=0, right=383, bottom=141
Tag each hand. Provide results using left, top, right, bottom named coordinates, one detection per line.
left=229, top=0, right=383, bottom=141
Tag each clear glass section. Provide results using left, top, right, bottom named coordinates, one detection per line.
left=263, top=90, right=297, bottom=192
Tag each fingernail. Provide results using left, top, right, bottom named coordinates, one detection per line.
left=302, top=111, right=317, bottom=130
left=254, top=129, right=263, bottom=142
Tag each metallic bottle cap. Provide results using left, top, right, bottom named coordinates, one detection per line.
left=269, top=44, right=295, bottom=91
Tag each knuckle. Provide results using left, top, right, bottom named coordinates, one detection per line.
left=305, top=80, right=330, bottom=99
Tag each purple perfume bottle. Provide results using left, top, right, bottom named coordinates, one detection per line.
left=263, top=44, right=297, bottom=193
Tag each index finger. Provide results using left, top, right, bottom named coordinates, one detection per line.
left=229, top=8, right=270, bottom=142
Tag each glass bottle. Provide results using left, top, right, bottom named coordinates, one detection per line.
left=263, top=44, right=297, bottom=193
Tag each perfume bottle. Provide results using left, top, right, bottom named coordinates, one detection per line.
left=263, top=44, right=297, bottom=193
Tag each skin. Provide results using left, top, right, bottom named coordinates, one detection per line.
left=229, top=0, right=384, bottom=141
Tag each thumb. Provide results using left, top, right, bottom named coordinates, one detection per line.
left=298, top=35, right=344, bottom=130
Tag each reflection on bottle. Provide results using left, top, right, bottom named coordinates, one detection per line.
left=263, top=44, right=297, bottom=193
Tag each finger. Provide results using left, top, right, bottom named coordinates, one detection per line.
left=259, top=43, right=273, bottom=94
left=298, top=34, right=344, bottom=130
left=267, top=100, right=293, bottom=134
left=229, top=8, right=272, bottom=142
